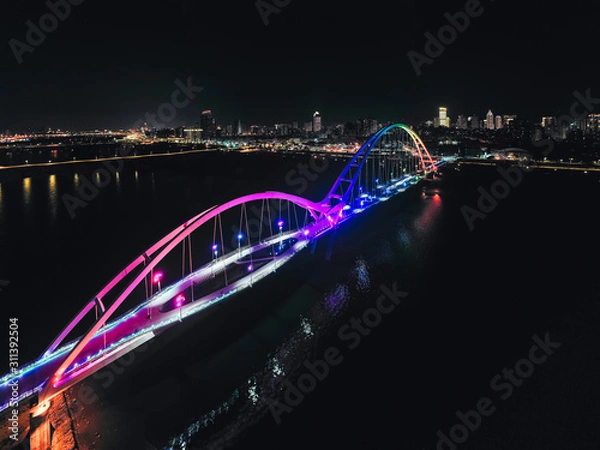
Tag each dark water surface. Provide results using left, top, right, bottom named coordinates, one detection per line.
left=1, top=153, right=599, bottom=450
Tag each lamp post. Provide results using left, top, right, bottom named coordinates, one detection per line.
left=175, top=294, right=185, bottom=322
left=153, top=272, right=163, bottom=292
left=211, top=244, right=218, bottom=276
left=277, top=220, right=284, bottom=252
left=149, top=272, right=163, bottom=319
left=237, top=233, right=243, bottom=255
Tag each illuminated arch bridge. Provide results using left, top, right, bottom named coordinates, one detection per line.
left=0, top=124, right=442, bottom=416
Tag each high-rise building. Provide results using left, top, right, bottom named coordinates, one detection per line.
left=587, top=114, right=600, bottom=131
left=469, top=115, right=480, bottom=129
left=541, top=116, right=556, bottom=128
left=313, top=111, right=322, bottom=133
left=200, top=110, right=216, bottom=139
left=275, top=123, right=290, bottom=136
left=183, top=128, right=202, bottom=143
left=486, top=110, right=495, bottom=130
left=503, top=115, right=517, bottom=127
left=304, top=121, right=313, bottom=133
left=495, top=115, right=503, bottom=129
left=575, top=118, right=587, bottom=131
left=457, top=115, right=468, bottom=129
left=356, top=119, right=378, bottom=136
left=233, top=119, right=242, bottom=136
left=439, top=107, right=450, bottom=127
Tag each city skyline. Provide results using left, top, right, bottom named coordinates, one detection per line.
left=1, top=99, right=594, bottom=135
left=1, top=1, right=600, bottom=449
left=1, top=0, right=597, bottom=131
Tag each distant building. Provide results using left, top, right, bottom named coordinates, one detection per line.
left=469, top=115, right=480, bottom=129
left=200, top=110, right=216, bottom=140
left=541, top=116, right=556, bottom=128
left=486, top=110, right=495, bottom=130
left=333, top=123, right=345, bottom=136
left=313, top=111, right=322, bottom=133
left=356, top=119, right=378, bottom=136
left=438, top=107, right=450, bottom=127
left=495, top=115, right=503, bottom=129
left=456, top=115, right=468, bottom=129
left=508, top=118, right=535, bottom=145
left=233, top=119, right=242, bottom=136
left=275, top=123, right=290, bottom=136
left=174, top=126, right=185, bottom=138
left=587, top=113, right=600, bottom=131
left=184, top=128, right=202, bottom=143
left=304, top=121, right=313, bottom=133
left=575, top=118, right=587, bottom=131
left=503, top=115, right=517, bottom=127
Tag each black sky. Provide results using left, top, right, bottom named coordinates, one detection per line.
left=1, top=0, right=598, bottom=131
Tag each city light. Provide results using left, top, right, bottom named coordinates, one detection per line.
left=153, top=272, right=163, bottom=294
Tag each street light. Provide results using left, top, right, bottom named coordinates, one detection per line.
left=237, top=233, right=243, bottom=255
left=153, top=272, right=163, bottom=292
left=277, top=220, right=284, bottom=251
left=175, top=294, right=185, bottom=321
left=211, top=244, right=218, bottom=276
left=149, top=271, right=164, bottom=319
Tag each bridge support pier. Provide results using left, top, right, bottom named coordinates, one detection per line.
left=29, top=401, right=53, bottom=450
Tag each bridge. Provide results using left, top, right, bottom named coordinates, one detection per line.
left=0, top=124, right=443, bottom=434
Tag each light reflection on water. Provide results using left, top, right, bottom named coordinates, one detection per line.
left=1, top=159, right=447, bottom=450
left=23, top=177, right=32, bottom=209
left=414, top=193, right=442, bottom=233
left=156, top=189, right=445, bottom=450
left=48, top=174, right=58, bottom=219
left=159, top=257, right=376, bottom=450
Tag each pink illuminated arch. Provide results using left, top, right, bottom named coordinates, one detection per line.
left=39, top=191, right=327, bottom=402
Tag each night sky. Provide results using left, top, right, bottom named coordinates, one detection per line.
left=1, top=0, right=598, bottom=130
